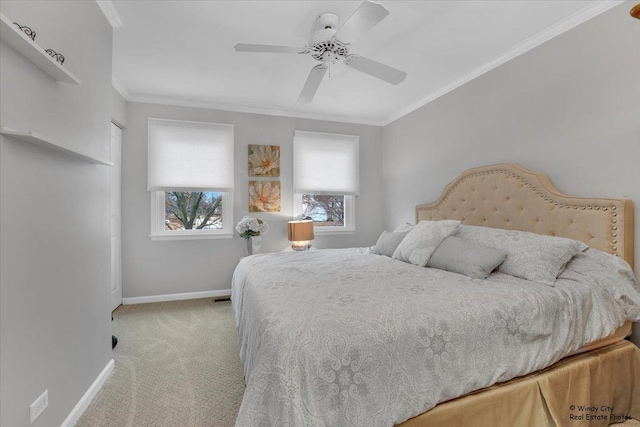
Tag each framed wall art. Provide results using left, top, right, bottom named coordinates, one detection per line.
left=248, top=144, right=280, bottom=177
left=249, top=181, right=281, bottom=212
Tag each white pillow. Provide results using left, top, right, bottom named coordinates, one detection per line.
left=427, top=236, right=506, bottom=279
left=392, top=220, right=461, bottom=266
left=456, top=225, right=589, bottom=286
left=373, top=230, right=410, bottom=257
left=393, top=223, right=414, bottom=233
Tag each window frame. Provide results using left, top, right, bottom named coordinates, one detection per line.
left=149, top=191, right=234, bottom=240
left=293, top=193, right=356, bottom=235
left=292, top=130, right=359, bottom=235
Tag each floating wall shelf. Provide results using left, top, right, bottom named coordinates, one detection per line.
left=0, top=126, right=113, bottom=166
left=0, top=13, right=81, bottom=84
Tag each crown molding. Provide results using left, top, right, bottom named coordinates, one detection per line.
left=380, top=0, right=625, bottom=125
left=96, top=0, right=123, bottom=28
left=125, top=92, right=385, bottom=126
left=111, top=74, right=131, bottom=99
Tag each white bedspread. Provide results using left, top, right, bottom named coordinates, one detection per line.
left=231, top=248, right=640, bottom=427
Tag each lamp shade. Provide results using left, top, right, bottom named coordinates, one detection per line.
left=288, top=220, right=314, bottom=242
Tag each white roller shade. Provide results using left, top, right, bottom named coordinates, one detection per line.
left=293, top=131, right=360, bottom=196
left=147, top=119, right=234, bottom=192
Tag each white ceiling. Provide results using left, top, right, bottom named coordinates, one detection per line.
left=109, top=1, right=617, bottom=125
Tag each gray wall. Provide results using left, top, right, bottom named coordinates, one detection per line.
left=122, top=102, right=383, bottom=298
left=111, top=86, right=128, bottom=128
left=0, top=2, right=113, bottom=426
left=382, top=4, right=640, bottom=344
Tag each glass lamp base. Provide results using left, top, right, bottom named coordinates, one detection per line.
left=291, top=241, right=311, bottom=251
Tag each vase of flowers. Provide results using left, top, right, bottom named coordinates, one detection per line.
left=236, top=216, right=269, bottom=255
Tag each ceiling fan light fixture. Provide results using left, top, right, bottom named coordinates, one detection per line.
left=234, top=0, right=407, bottom=103
left=322, top=51, right=337, bottom=66
left=310, top=39, right=349, bottom=62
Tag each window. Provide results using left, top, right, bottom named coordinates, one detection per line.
left=302, top=194, right=345, bottom=226
left=148, top=119, right=234, bottom=240
left=164, top=191, right=223, bottom=230
left=293, top=131, right=359, bottom=234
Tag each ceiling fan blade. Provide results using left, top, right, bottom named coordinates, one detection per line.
left=234, top=43, right=306, bottom=54
left=297, top=65, right=328, bottom=104
left=333, top=1, right=390, bottom=44
left=345, top=55, right=406, bottom=85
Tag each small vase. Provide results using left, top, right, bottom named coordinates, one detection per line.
left=246, top=237, right=253, bottom=256
left=246, top=235, right=262, bottom=256
left=252, top=235, right=262, bottom=254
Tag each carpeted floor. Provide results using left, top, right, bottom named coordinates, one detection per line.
left=77, top=299, right=244, bottom=427
left=78, top=298, right=639, bottom=427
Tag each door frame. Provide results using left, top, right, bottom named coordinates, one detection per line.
left=110, top=122, right=122, bottom=311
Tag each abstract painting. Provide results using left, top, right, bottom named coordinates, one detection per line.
left=249, top=181, right=281, bottom=212
left=248, top=144, right=280, bottom=177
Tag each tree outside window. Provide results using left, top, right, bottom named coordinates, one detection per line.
left=164, top=191, right=223, bottom=230
left=302, top=194, right=345, bottom=227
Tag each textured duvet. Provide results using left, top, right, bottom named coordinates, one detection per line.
left=231, top=248, right=640, bottom=427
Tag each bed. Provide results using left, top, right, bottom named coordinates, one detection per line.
left=232, top=163, right=640, bottom=427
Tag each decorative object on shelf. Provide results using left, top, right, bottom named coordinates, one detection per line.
left=249, top=181, right=281, bottom=212
left=249, top=144, right=280, bottom=177
left=44, top=48, right=65, bottom=64
left=13, top=22, right=35, bottom=40
left=0, top=13, right=80, bottom=84
left=236, top=216, right=269, bottom=256
left=631, top=3, right=640, bottom=19
left=288, top=220, right=315, bottom=251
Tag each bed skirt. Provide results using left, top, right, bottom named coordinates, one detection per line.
left=399, top=341, right=640, bottom=427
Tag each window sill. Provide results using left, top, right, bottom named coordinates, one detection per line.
left=150, top=232, right=234, bottom=241
left=313, top=227, right=356, bottom=236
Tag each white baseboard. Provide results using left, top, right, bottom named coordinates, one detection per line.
left=122, top=289, right=232, bottom=305
left=61, top=359, right=114, bottom=427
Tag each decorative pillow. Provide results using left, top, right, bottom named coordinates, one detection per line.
left=392, top=220, right=460, bottom=266
left=373, top=230, right=410, bottom=257
left=427, top=236, right=506, bottom=279
left=393, top=223, right=414, bottom=233
left=456, top=225, right=589, bottom=286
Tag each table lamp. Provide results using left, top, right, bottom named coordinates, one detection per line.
left=287, top=220, right=314, bottom=251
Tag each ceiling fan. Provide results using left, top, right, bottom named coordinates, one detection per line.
left=234, top=0, right=407, bottom=104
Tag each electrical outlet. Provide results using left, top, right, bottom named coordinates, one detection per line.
left=29, top=390, right=48, bottom=424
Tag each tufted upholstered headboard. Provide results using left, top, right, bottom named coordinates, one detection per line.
left=416, top=164, right=634, bottom=269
